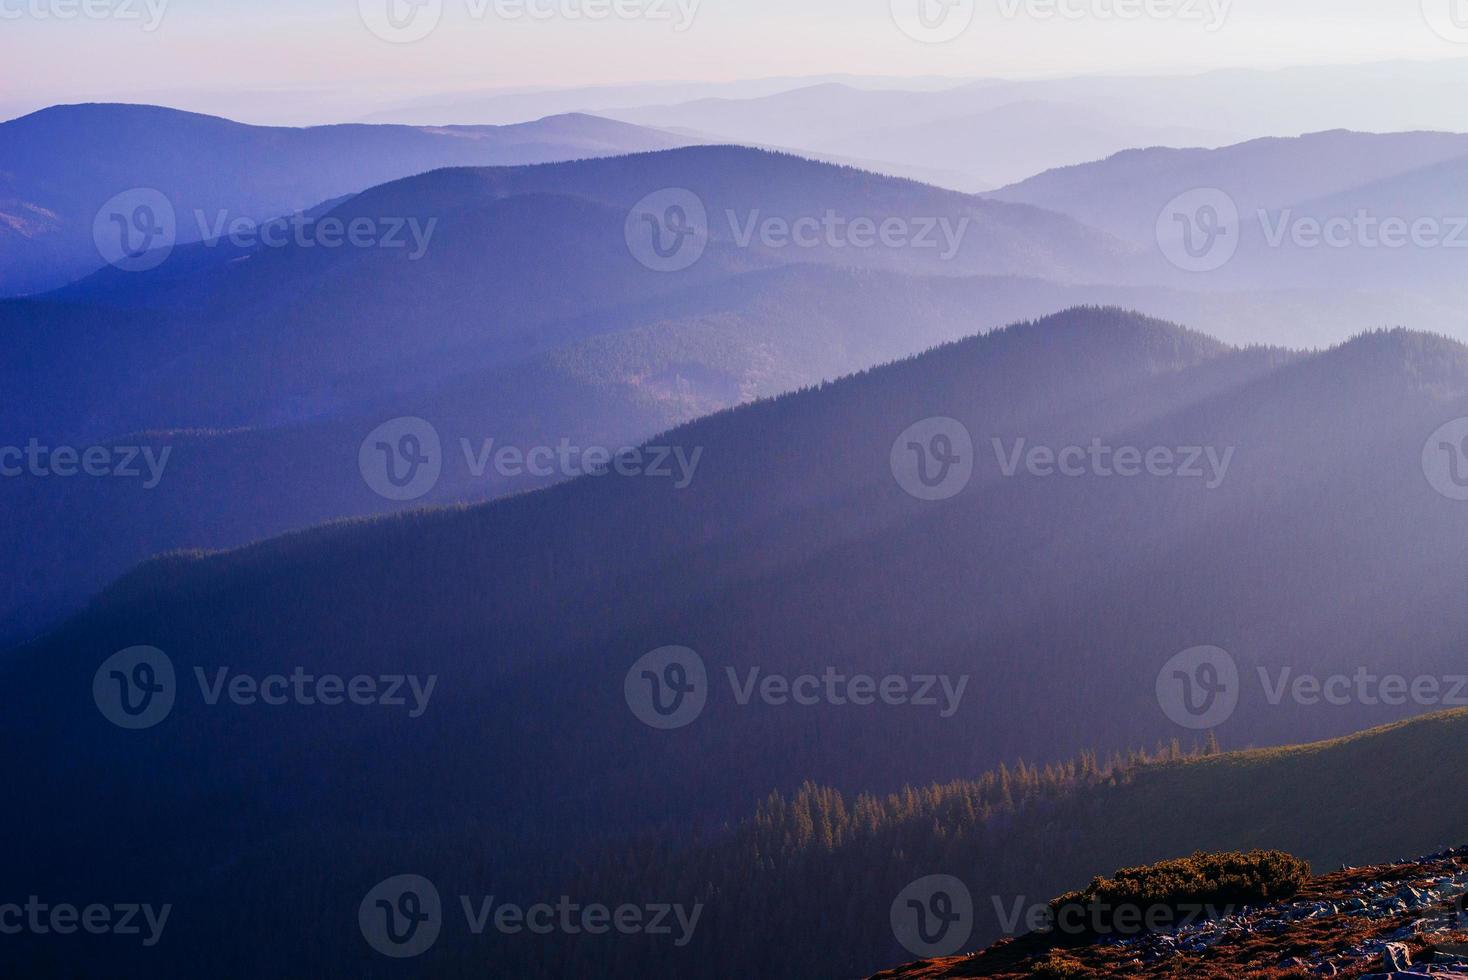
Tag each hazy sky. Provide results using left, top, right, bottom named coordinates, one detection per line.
left=4, top=0, right=1466, bottom=124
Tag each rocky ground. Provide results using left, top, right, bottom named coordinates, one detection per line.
left=872, top=847, right=1468, bottom=979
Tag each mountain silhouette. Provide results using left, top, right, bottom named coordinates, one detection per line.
left=0, top=103, right=694, bottom=296
left=7, top=307, right=1468, bottom=976
left=0, top=147, right=1142, bottom=642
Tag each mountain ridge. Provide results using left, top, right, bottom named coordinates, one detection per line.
left=0, top=102, right=697, bottom=296
left=8, top=307, right=1468, bottom=977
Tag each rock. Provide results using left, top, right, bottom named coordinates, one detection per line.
left=1383, top=942, right=1413, bottom=970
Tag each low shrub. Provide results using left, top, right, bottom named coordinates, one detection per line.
left=1047, top=850, right=1311, bottom=938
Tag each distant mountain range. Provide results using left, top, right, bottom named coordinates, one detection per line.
left=13, top=41, right=1468, bottom=980
left=994, top=129, right=1468, bottom=245
left=9, top=121, right=1468, bottom=646
left=355, top=75, right=967, bottom=127
left=608, top=84, right=1236, bottom=191
left=7, top=307, right=1468, bottom=977
left=819, top=99, right=1224, bottom=192
left=34, top=60, right=1468, bottom=198
left=0, top=144, right=1141, bottom=644
left=994, top=129, right=1468, bottom=301
left=0, top=103, right=693, bottom=296
left=594, top=60, right=1468, bottom=192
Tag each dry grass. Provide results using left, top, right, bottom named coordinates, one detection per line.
left=871, top=856, right=1468, bottom=980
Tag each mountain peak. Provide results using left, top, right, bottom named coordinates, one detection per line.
left=4, top=101, right=239, bottom=130
left=980, top=305, right=1230, bottom=362
left=1312, top=327, right=1468, bottom=398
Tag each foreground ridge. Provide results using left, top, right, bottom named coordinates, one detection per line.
left=873, top=846, right=1468, bottom=979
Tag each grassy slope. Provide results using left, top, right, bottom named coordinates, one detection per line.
left=875, top=724, right=1468, bottom=979
left=495, top=710, right=1468, bottom=980
left=1105, top=707, right=1468, bottom=871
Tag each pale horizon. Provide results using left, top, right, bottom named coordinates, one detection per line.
left=7, top=0, right=1468, bottom=125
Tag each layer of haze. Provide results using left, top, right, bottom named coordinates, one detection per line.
left=3, top=0, right=1466, bottom=125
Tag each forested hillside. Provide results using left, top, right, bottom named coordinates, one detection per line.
left=7, top=309, right=1468, bottom=975
left=528, top=710, right=1468, bottom=978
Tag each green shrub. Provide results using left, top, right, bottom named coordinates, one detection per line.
left=1029, top=951, right=1099, bottom=978
left=1047, top=850, right=1311, bottom=938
